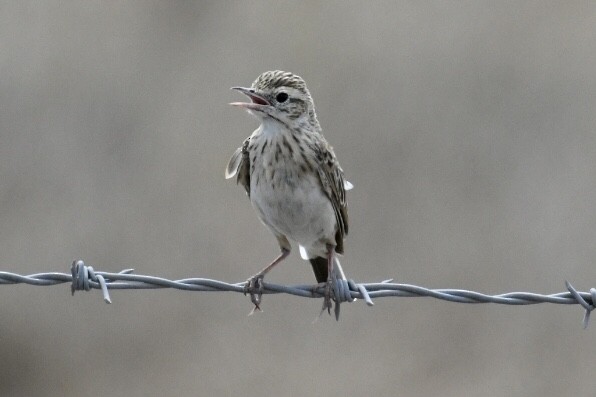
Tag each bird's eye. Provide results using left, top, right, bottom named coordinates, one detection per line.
left=276, top=92, right=288, bottom=103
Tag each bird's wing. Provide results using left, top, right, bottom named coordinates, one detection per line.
left=314, top=140, right=349, bottom=254
left=225, top=137, right=251, bottom=197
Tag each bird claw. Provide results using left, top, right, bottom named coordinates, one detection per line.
left=316, top=279, right=341, bottom=320
left=244, top=274, right=265, bottom=313
left=319, top=279, right=333, bottom=316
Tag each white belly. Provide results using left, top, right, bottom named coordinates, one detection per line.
left=251, top=170, right=336, bottom=257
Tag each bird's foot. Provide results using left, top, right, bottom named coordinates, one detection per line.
left=319, top=278, right=333, bottom=316
left=244, top=273, right=265, bottom=314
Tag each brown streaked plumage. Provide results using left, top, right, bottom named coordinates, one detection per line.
left=225, top=70, right=352, bottom=318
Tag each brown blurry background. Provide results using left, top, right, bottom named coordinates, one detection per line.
left=1, top=2, right=595, bottom=396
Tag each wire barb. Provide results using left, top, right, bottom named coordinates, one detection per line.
left=0, top=260, right=594, bottom=328
left=565, top=281, right=596, bottom=329
left=71, top=260, right=112, bottom=303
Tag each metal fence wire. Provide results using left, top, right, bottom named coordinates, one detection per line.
left=0, top=260, right=594, bottom=328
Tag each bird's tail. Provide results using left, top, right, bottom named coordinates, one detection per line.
left=309, top=257, right=327, bottom=283
left=309, top=256, right=347, bottom=283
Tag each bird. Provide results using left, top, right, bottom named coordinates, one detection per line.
left=225, top=70, right=352, bottom=318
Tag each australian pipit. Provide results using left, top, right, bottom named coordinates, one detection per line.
left=225, top=70, right=352, bottom=318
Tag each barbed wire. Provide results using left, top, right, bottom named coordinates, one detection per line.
left=0, top=260, right=594, bottom=328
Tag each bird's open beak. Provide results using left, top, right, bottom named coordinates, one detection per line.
left=230, top=87, right=271, bottom=109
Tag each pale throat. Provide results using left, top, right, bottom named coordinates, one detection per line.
left=257, top=116, right=291, bottom=138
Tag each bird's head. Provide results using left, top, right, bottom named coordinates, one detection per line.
left=230, top=70, right=320, bottom=131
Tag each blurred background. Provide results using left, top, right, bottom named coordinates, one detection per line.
left=1, top=2, right=595, bottom=396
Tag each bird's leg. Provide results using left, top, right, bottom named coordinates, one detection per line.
left=321, top=244, right=335, bottom=315
left=245, top=246, right=290, bottom=313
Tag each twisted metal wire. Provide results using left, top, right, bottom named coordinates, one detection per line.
left=0, top=260, right=594, bottom=328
